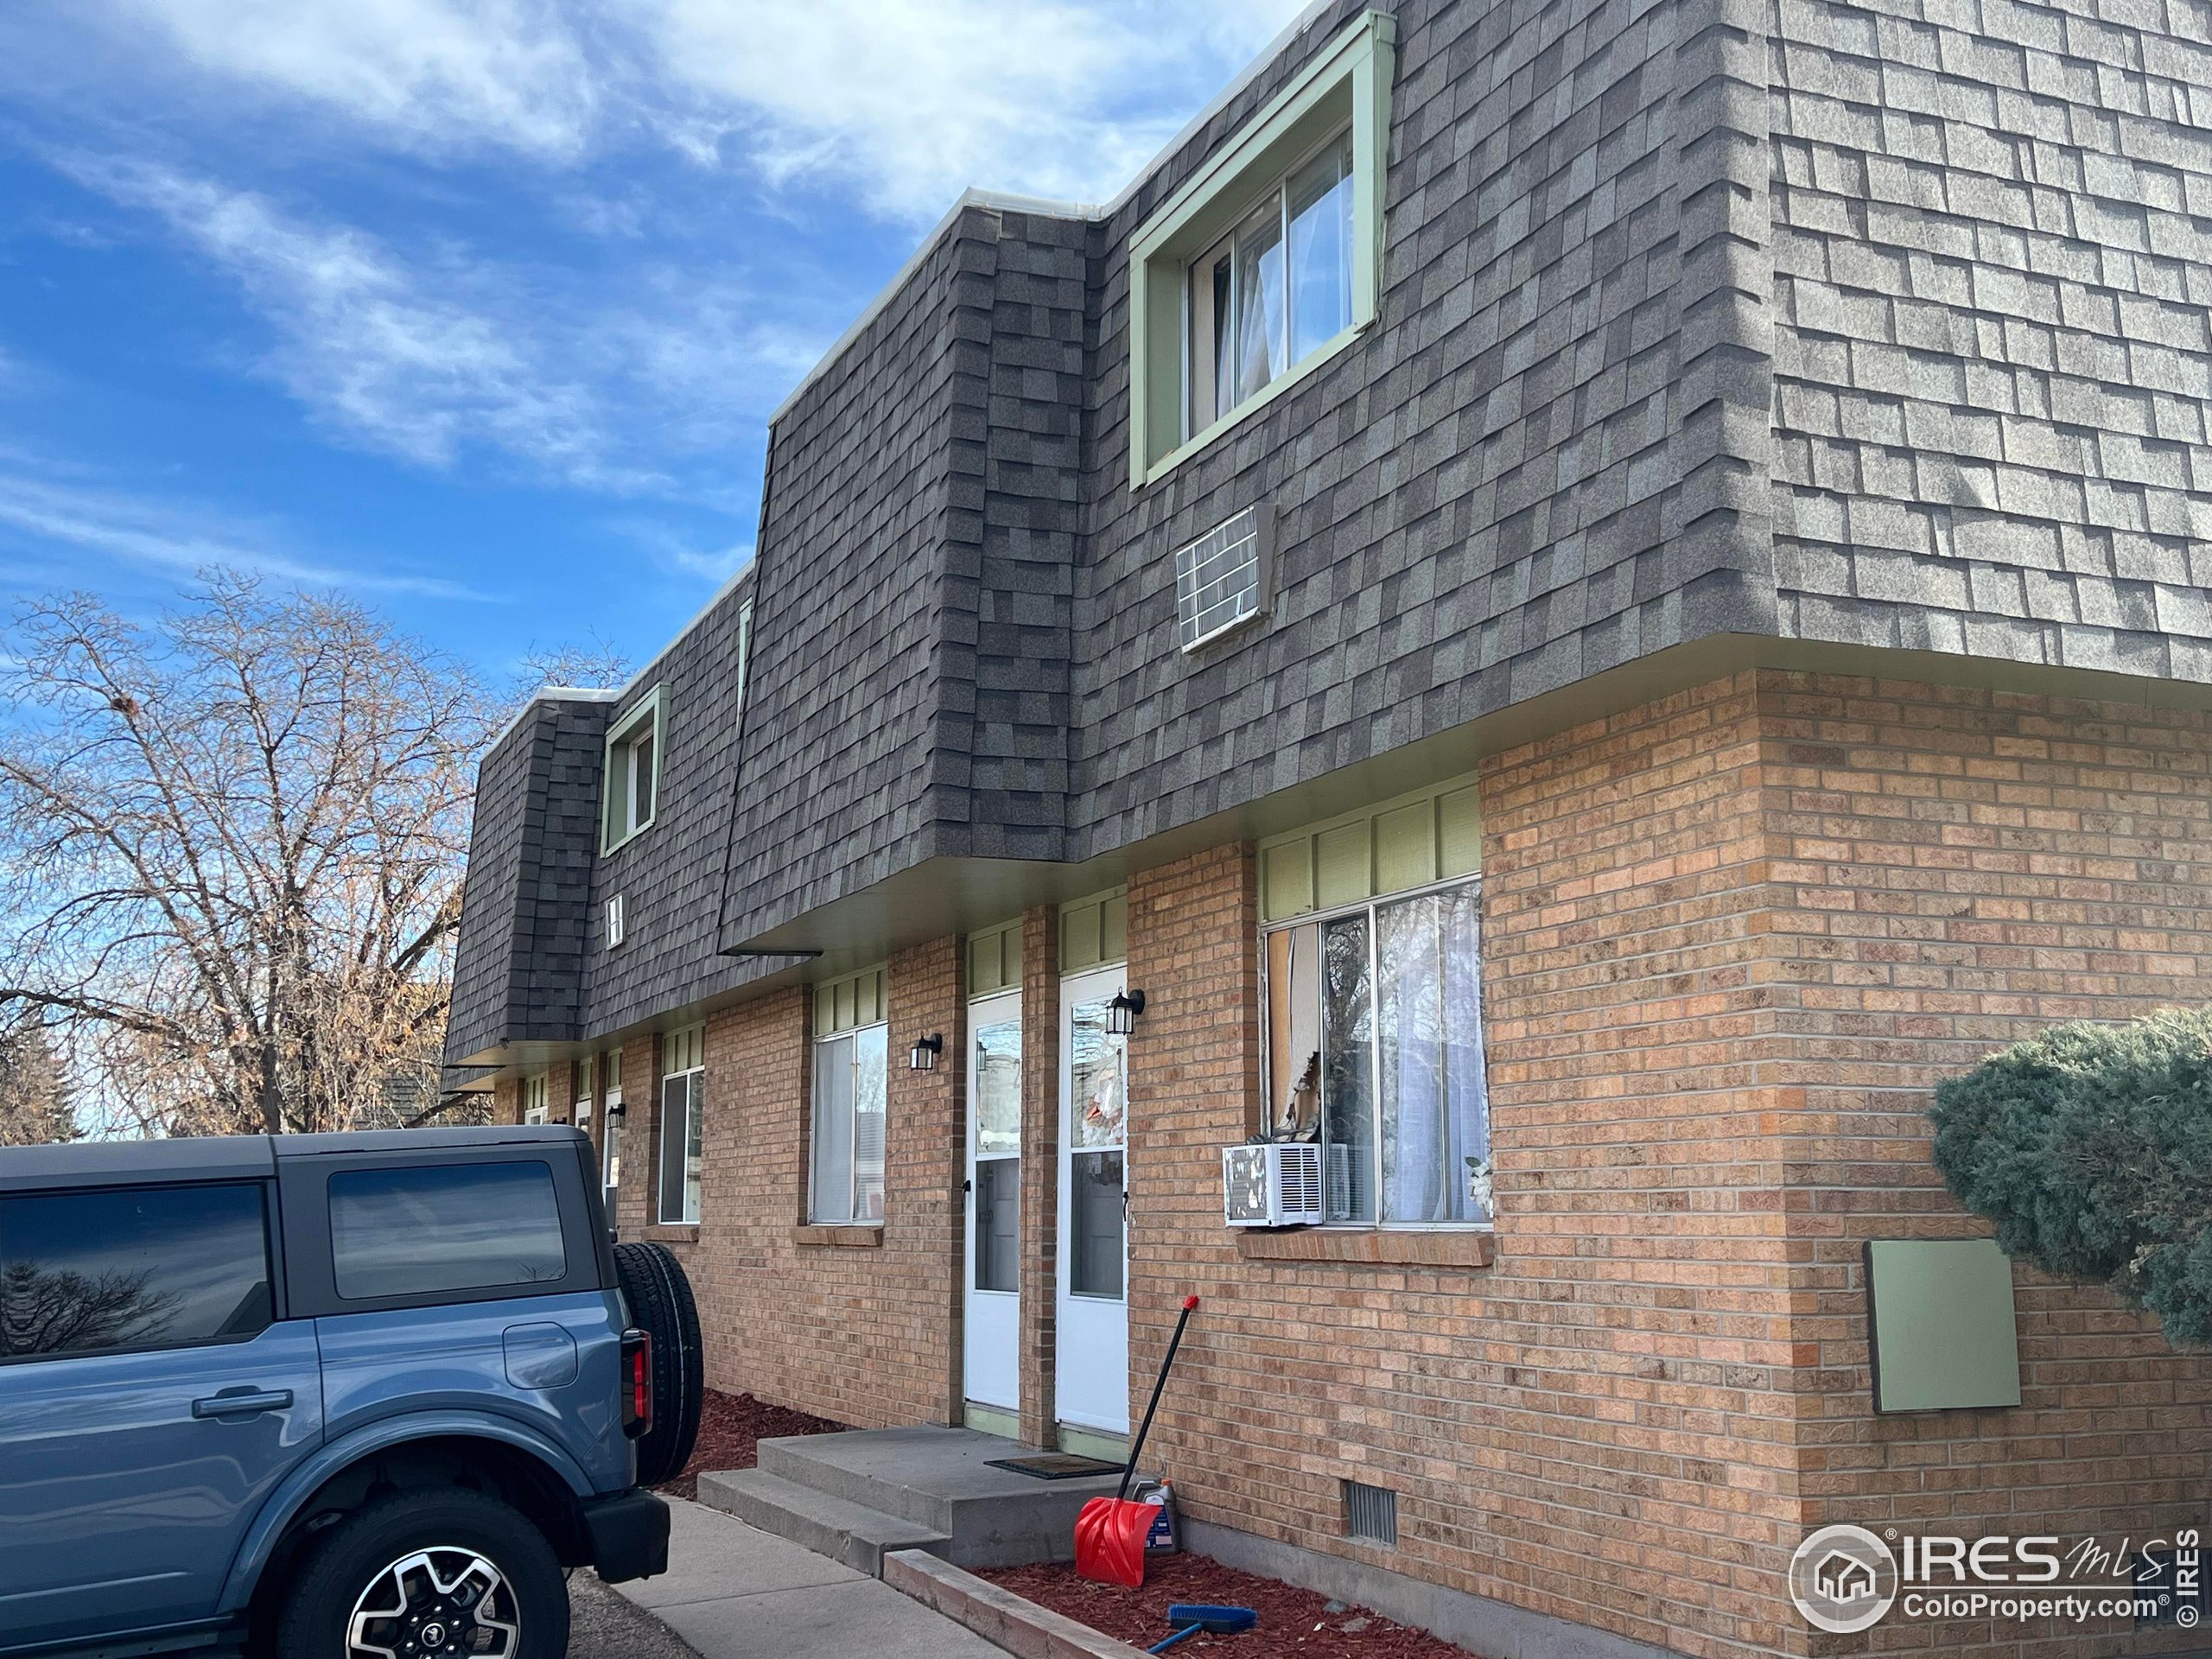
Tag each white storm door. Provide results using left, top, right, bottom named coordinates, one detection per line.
left=964, top=990, right=1022, bottom=1414
left=1055, top=964, right=1130, bottom=1434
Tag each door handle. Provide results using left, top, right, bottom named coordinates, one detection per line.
left=192, top=1389, right=294, bottom=1420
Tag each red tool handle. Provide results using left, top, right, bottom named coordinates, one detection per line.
left=1119, top=1294, right=1201, bottom=1500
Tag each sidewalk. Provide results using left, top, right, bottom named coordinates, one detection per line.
left=608, top=1497, right=1010, bottom=1658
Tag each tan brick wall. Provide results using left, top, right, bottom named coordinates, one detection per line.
left=1120, top=671, right=2212, bottom=1659
left=671, top=939, right=969, bottom=1431
left=611, top=1031, right=658, bottom=1238
left=1126, top=687, right=1800, bottom=1659
left=1019, top=902, right=1063, bottom=1449
left=1757, top=673, right=2212, bottom=1656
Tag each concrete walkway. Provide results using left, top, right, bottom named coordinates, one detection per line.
left=609, top=1497, right=1009, bottom=1658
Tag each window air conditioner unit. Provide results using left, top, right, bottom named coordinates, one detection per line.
left=1223, top=1141, right=1324, bottom=1228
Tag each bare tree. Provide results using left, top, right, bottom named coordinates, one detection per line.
left=0, top=1018, right=76, bottom=1146
left=1, top=1262, right=182, bottom=1355
left=517, top=636, right=629, bottom=692
left=0, top=575, right=492, bottom=1135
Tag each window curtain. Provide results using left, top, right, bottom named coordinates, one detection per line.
left=1377, top=887, right=1490, bottom=1223
left=1234, top=208, right=1285, bottom=403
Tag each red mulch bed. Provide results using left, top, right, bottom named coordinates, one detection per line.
left=981, top=1554, right=1484, bottom=1657
left=656, top=1388, right=843, bottom=1501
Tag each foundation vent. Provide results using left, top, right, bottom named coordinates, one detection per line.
left=1343, top=1479, right=1397, bottom=1546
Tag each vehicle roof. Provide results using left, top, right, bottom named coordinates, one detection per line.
left=0, top=1125, right=588, bottom=1194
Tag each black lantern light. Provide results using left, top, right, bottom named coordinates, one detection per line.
left=909, top=1032, right=944, bottom=1071
left=1106, top=988, right=1146, bottom=1037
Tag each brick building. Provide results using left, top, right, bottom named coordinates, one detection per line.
left=444, top=2, right=2212, bottom=1654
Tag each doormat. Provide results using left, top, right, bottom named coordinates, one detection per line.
left=986, top=1453, right=1122, bottom=1480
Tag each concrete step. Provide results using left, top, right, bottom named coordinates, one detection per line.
left=756, top=1427, right=1128, bottom=1569
left=696, top=1467, right=952, bottom=1577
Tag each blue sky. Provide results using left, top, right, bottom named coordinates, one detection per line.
left=0, top=0, right=1308, bottom=685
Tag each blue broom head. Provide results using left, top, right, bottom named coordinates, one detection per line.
left=1165, top=1604, right=1258, bottom=1633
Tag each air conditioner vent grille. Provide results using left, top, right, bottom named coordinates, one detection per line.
left=1222, top=1141, right=1325, bottom=1227
left=1175, top=506, right=1268, bottom=650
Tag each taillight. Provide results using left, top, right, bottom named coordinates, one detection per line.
left=620, top=1328, right=653, bottom=1440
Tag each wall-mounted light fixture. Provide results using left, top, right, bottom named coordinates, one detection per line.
left=1106, top=989, right=1147, bottom=1037
left=910, top=1032, right=944, bottom=1071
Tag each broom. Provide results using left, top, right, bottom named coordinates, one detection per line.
left=1074, top=1294, right=1200, bottom=1587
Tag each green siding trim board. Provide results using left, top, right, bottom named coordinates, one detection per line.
left=1057, top=1423, right=1131, bottom=1464
left=968, top=921, right=1024, bottom=996
left=1260, top=774, right=1481, bottom=923
left=814, top=965, right=887, bottom=1036
left=1060, top=889, right=1128, bottom=973
left=962, top=1402, right=1020, bottom=1441
left=662, top=1023, right=705, bottom=1076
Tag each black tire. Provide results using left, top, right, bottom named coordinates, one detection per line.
left=613, top=1240, right=703, bottom=1487
left=274, top=1487, right=568, bottom=1659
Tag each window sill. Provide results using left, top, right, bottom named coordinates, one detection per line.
left=644, top=1224, right=698, bottom=1244
left=1235, top=1227, right=1494, bottom=1268
left=794, top=1224, right=884, bottom=1249
left=1133, top=319, right=1368, bottom=491
left=600, top=818, right=658, bottom=858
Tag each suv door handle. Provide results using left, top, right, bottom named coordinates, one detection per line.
left=192, top=1389, right=294, bottom=1420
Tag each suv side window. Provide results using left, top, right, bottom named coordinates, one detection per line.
left=0, top=1183, right=274, bottom=1360
left=329, top=1161, right=568, bottom=1301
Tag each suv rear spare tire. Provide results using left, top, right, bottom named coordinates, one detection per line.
left=613, top=1240, right=703, bottom=1487
left=275, top=1487, right=569, bottom=1659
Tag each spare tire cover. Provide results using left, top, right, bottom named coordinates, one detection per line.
left=612, top=1241, right=704, bottom=1488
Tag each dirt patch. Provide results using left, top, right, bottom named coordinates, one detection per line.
left=655, top=1388, right=843, bottom=1501
left=980, top=1554, right=1484, bottom=1657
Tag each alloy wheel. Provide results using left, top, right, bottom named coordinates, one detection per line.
left=346, top=1545, right=520, bottom=1658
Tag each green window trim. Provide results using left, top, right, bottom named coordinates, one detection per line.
left=661, top=1023, right=705, bottom=1077
left=1259, top=772, right=1482, bottom=924
left=814, top=965, right=887, bottom=1038
left=1060, top=888, right=1128, bottom=973
left=1127, top=10, right=1396, bottom=489
left=968, top=921, right=1024, bottom=996
left=601, top=683, right=670, bottom=855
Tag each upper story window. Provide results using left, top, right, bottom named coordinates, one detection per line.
left=1188, top=135, right=1353, bottom=429
left=734, top=595, right=754, bottom=710
left=1128, top=11, right=1395, bottom=487
left=601, top=685, right=669, bottom=854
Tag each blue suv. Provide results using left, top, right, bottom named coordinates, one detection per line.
left=0, top=1125, right=702, bottom=1659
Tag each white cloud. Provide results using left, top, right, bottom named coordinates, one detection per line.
left=0, top=464, right=484, bottom=598
left=607, top=518, right=755, bottom=583
left=640, top=0, right=1148, bottom=216
left=57, top=156, right=823, bottom=493
left=74, top=0, right=1310, bottom=219
left=110, top=0, right=600, bottom=160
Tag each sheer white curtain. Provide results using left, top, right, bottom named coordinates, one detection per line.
left=1379, top=887, right=1490, bottom=1223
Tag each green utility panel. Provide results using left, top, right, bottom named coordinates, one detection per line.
left=1865, top=1238, right=2022, bottom=1414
